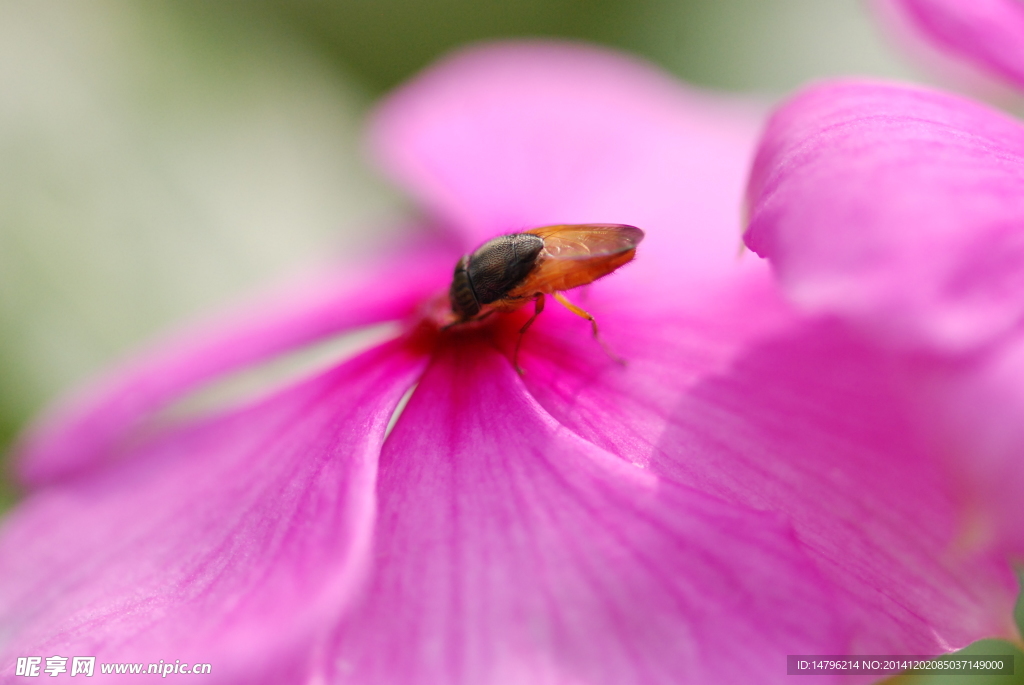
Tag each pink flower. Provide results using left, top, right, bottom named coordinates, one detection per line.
left=0, top=43, right=1017, bottom=683
left=745, top=75, right=1024, bottom=560
left=876, top=0, right=1024, bottom=91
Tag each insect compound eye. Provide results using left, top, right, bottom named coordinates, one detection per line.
left=467, top=233, right=545, bottom=304
left=449, top=255, right=481, bottom=319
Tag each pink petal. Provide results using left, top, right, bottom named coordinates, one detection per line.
left=745, top=79, right=1024, bottom=353
left=325, top=337, right=851, bottom=685
left=15, top=246, right=452, bottom=487
left=515, top=267, right=1017, bottom=655
left=0, top=340, right=428, bottom=679
left=909, top=333, right=1024, bottom=556
left=877, top=0, right=1024, bottom=91
left=371, top=41, right=764, bottom=286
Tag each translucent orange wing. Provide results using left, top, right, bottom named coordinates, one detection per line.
left=506, top=224, right=644, bottom=296
left=527, top=224, right=644, bottom=261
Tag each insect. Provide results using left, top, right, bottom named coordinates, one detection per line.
left=448, top=223, right=644, bottom=373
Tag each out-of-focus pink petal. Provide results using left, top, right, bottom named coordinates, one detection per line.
left=371, top=41, right=763, bottom=286
left=323, top=338, right=851, bottom=685
left=516, top=267, right=1017, bottom=655
left=0, top=340, right=428, bottom=680
left=15, top=246, right=452, bottom=488
left=745, top=80, right=1024, bottom=353
left=909, top=333, right=1024, bottom=557
left=877, top=0, right=1024, bottom=92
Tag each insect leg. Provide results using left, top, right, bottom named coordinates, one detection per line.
left=513, top=294, right=545, bottom=375
left=552, top=291, right=625, bottom=365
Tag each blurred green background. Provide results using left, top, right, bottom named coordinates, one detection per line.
left=0, top=2, right=1019, bottom=681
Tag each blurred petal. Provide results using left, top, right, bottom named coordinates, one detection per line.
left=517, top=267, right=1017, bottom=654
left=371, top=41, right=764, bottom=285
left=326, top=338, right=850, bottom=685
left=876, top=0, right=1024, bottom=91
left=16, top=248, right=451, bottom=487
left=910, top=333, right=1024, bottom=556
left=0, top=340, right=427, bottom=679
left=745, top=80, right=1024, bottom=353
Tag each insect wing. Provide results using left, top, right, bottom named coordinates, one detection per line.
left=527, top=224, right=644, bottom=261
left=508, top=224, right=643, bottom=296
